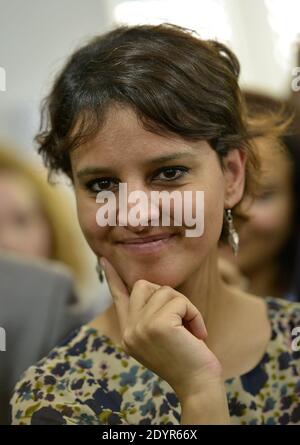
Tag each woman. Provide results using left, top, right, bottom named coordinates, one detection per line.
left=11, top=24, right=300, bottom=425
left=0, top=145, right=98, bottom=301
left=219, top=92, right=300, bottom=301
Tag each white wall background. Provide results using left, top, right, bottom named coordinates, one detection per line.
left=0, top=0, right=111, bottom=151
left=0, top=0, right=298, bottom=152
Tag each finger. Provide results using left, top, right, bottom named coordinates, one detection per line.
left=99, top=257, right=130, bottom=333
left=140, top=286, right=180, bottom=321
left=129, top=279, right=161, bottom=315
left=157, top=297, right=208, bottom=340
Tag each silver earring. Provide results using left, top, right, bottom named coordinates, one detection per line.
left=96, top=262, right=105, bottom=283
left=225, top=209, right=239, bottom=256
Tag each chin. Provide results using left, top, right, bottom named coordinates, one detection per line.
left=122, top=268, right=184, bottom=291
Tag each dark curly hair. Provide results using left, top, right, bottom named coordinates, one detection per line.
left=36, top=24, right=258, bottom=176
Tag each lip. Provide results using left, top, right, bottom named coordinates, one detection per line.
left=118, top=233, right=176, bottom=244
left=117, top=233, right=178, bottom=255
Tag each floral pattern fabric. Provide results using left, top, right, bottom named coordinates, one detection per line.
left=10, top=297, right=300, bottom=425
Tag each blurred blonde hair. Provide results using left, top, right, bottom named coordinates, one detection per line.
left=0, top=143, right=97, bottom=302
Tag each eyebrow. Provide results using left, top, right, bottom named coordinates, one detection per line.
left=77, top=151, right=197, bottom=178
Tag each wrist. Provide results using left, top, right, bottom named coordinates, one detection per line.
left=179, top=381, right=230, bottom=425
left=175, top=368, right=224, bottom=403
left=178, top=377, right=224, bottom=405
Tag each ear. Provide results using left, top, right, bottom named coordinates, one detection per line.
left=223, top=148, right=247, bottom=208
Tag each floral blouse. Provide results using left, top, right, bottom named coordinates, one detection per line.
left=10, top=297, right=300, bottom=425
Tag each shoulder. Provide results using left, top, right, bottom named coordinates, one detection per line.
left=0, top=251, right=74, bottom=282
left=266, top=296, right=300, bottom=331
left=0, top=253, right=77, bottom=309
left=264, top=297, right=300, bottom=370
left=10, top=325, right=131, bottom=425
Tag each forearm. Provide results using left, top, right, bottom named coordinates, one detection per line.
left=179, top=383, right=230, bottom=425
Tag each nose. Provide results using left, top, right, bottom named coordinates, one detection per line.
left=117, top=182, right=160, bottom=231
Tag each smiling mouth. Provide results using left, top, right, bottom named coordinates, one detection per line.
left=117, top=233, right=178, bottom=255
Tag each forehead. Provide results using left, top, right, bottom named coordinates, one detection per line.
left=0, top=171, right=38, bottom=206
left=70, top=104, right=206, bottom=170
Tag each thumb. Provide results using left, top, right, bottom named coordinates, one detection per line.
left=99, top=257, right=129, bottom=333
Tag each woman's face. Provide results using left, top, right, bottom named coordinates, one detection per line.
left=0, top=171, right=52, bottom=259
left=220, top=137, right=294, bottom=274
left=71, top=105, right=245, bottom=291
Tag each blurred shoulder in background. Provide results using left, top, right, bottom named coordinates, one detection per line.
left=0, top=252, right=80, bottom=424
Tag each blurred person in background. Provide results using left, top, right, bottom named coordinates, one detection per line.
left=0, top=144, right=110, bottom=311
left=0, top=144, right=111, bottom=423
left=219, top=91, right=300, bottom=301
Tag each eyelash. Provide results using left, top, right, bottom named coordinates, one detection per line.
left=85, top=166, right=190, bottom=194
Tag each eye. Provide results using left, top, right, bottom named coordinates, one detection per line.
left=256, top=189, right=277, bottom=201
left=12, top=211, right=32, bottom=228
left=85, top=177, right=120, bottom=193
left=153, top=166, right=190, bottom=181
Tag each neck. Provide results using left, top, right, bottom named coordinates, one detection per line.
left=176, top=247, right=227, bottom=336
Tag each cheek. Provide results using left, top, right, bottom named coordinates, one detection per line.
left=180, top=177, right=225, bottom=254
left=202, top=179, right=226, bottom=242
left=30, top=219, right=52, bottom=257
left=248, top=199, right=292, bottom=237
left=76, top=197, right=108, bottom=253
left=8, top=216, right=51, bottom=258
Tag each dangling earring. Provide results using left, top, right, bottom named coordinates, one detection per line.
left=225, top=209, right=239, bottom=256
left=96, top=262, right=105, bottom=283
